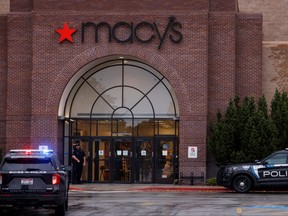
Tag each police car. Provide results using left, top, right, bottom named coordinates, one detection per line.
left=217, top=148, right=288, bottom=193
left=0, top=149, right=71, bottom=215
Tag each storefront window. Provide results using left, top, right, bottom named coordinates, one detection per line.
left=133, top=119, right=155, bottom=136
left=65, top=58, right=179, bottom=120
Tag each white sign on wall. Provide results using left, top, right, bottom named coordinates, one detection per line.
left=188, top=146, right=197, bottom=158
left=141, top=150, right=146, bottom=156
left=123, top=150, right=128, bottom=156
left=162, top=150, right=168, bottom=156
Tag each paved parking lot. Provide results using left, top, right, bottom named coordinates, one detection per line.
left=1, top=185, right=288, bottom=216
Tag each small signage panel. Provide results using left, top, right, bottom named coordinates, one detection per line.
left=188, top=146, right=197, bottom=158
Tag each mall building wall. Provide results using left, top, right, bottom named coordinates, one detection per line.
left=0, top=0, right=9, bottom=14
left=239, top=0, right=288, bottom=104
left=0, top=0, right=264, bottom=180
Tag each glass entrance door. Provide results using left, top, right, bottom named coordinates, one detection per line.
left=134, top=139, right=153, bottom=183
left=112, top=138, right=132, bottom=182
left=155, top=137, right=177, bottom=183
left=71, top=138, right=89, bottom=183
left=72, top=136, right=178, bottom=184
left=92, top=138, right=110, bottom=182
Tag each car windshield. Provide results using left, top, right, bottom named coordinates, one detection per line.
left=2, top=158, right=55, bottom=171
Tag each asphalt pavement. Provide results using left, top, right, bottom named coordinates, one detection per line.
left=69, top=183, right=230, bottom=192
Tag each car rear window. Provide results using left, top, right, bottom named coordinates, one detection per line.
left=2, top=158, right=55, bottom=171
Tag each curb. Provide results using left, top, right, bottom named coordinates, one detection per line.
left=69, top=186, right=86, bottom=191
left=69, top=186, right=231, bottom=192
left=127, top=187, right=231, bottom=192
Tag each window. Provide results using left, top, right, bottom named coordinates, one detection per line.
left=65, top=58, right=179, bottom=119
left=2, top=158, right=55, bottom=171
left=265, top=153, right=287, bottom=165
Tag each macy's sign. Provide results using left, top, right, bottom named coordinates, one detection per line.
left=56, top=16, right=183, bottom=49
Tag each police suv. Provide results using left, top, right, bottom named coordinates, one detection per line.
left=217, top=148, right=288, bottom=193
left=0, top=149, right=70, bottom=215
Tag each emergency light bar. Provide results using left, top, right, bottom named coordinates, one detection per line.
left=10, top=149, right=54, bottom=155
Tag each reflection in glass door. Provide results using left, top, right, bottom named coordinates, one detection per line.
left=112, top=138, right=132, bottom=182
left=134, top=139, right=153, bottom=183
left=155, top=138, right=176, bottom=183
left=93, top=139, right=110, bottom=182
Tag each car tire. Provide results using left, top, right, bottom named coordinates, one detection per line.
left=55, top=203, right=66, bottom=216
left=232, top=175, right=252, bottom=193
left=55, top=200, right=66, bottom=216
left=65, top=193, right=69, bottom=211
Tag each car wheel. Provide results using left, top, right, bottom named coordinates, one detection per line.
left=65, top=193, right=69, bottom=211
left=232, top=175, right=252, bottom=193
left=55, top=203, right=66, bottom=216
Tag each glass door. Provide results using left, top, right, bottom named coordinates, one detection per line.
left=92, top=138, right=111, bottom=182
left=112, top=138, right=132, bottom=182
left=71, top=138, right=90, bottom=183
left=134, top=139, right=153, bottom=183
left=155, top=137, right=177, bottom=183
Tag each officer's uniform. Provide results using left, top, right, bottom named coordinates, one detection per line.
left=72, top=144, right=86, bottom=184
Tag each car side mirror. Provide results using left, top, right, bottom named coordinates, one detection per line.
left=254, top=160, right=260, bottom=164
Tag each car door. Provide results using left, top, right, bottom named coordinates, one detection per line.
left=257, top=152, right=288, bottom=185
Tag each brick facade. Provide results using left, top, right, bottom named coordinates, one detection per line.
left=1, top=0, right=262, bottom=181
left=0, top=16, right=7, bottom=151
left=0, top=0, right=9, bottom=14
left=239, top=0, right=288, bottom=105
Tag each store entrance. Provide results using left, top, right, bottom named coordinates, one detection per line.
left=134, top=138, right=153, bottom=183
left=62, top=57, right=180, bottom=184
left=155, top=137, right=178, bottom=184
left=112, top=138, right=132, bottom=182
left=77, top=136, right=178, bottom=183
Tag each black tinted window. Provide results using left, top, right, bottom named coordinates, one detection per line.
left=265, top=153, right=288, bottom=165
left=2, top=158, right=55, bottom=171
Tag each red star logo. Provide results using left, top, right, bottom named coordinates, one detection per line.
left=55, top=22, right=77, bottom=43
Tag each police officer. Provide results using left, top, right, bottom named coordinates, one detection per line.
left=72, top=142, right=86, bottom=184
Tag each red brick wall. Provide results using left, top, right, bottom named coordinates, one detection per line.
left=0, top=16, right=7, bottom=153
left=10, top=0, right=33, bottom=12
left=2, top=0, right=263, bottom=179
left=236, top=14, right=262, bottom=98
left=31, top=11, right=209, bottom=165
left=208, top=13, right=236, bottom=119
left=33, top=0, right=209, bottom=11
left=209, top=0, right=237, bottom=11
left=6, top=14, right=32, bottom=150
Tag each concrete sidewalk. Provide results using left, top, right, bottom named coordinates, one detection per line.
left=69, top=183, right=231, bottom=192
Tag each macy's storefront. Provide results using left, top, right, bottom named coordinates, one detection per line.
left=0, top=0, right=262, bottom=183
left=60, top=56, right=180, bottom=183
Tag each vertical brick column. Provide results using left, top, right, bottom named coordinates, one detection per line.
left=178, top=13, right=209, bottom=180
left=236, top=14, right=262, bottom=98
left=0, top=16, right=7, bottom=152
left=208, top=13, right=236, bottom=119
left=6, top=14, right=32, bottom=151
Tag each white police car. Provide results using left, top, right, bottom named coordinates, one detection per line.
left=217, top=148, right=288, bottom=193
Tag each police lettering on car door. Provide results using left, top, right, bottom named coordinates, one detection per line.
left=217, top=149, right=288, bottom=193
